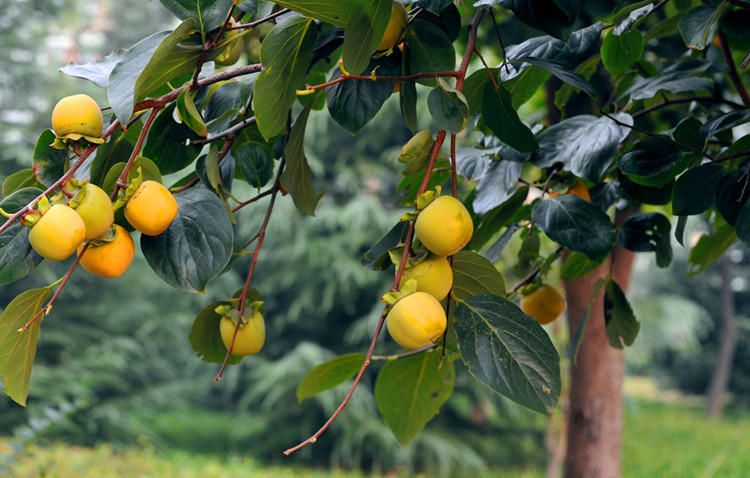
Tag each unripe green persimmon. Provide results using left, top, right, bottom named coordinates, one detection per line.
left=387, top=292, right=447, bottom=350
left=29, top=204, right=87, bottom=261
left=220, top=311, right=266, bottom=356
left=124, top=180, right=178, bottom=236
left=73, top=184, right=115, bottom=240
left=399, top=255, right=453, bottom=301
left=415, top=196, right=473, bottom=256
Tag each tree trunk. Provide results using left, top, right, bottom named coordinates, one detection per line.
left=562, top=209, right=636, bottom=478
left=706, top=253, right=738, bottom=418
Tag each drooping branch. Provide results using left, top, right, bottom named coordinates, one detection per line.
left=283, top=8, right=487, bottom=456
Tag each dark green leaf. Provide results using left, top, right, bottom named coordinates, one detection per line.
left=470, top=186, right=529, bottom=251
left=533, top=113, right=632, bottom=182
left=679, top=4, right=727, bottom=50
left=612, top=2, right=654, bottom=34
left=618, top=71, right=712, bottom=103
left=399, top=73, right=418, bottom=133
left=0, top=188, right=45, bottom=285
left=687, top=217, right=736, bottom=277
left=672, top=117, right=706, bottom=152
left=297, top=353, right=366, bottom=402
left=736, top=199, right=750, bottom=243
left=108, top=30, right=170, bottom=124
left=157, top=0, right=233, bottom=33
left=618, top=136, right=683, bottom=187
left=532, top=196, right=615, bottom=262
left=714, top=169, right=748, bottom=227
left=406, top=20, right=455, bottom=86
left=233, top=143, right=273, bottom=189
left=141, top=184, right=233, bottom=292
left=454, top=294, right=561, bottom=415
left=601, top=29, right=644, bottom=76
left=254, top=16, right=317, bottom=139
left=281, top=98, right=324, bottom=216
left=451, top=250, right=506, bottom=302
left=672, top=163, right=724, bottom=216
left=274, top=0, right=352, bottom=27
left=559, top=251, right=603, bottom=280
left=617, top=212, right=672, bottom=268
left=143, top=105, right=202, bottom=175
left=361, top=222, right=408, bottom=270
left=375, top=349, right=454, bottom=445
left=675, top=215, right=688, bottom=246
left=473, top=161, right=524, bottom=216
left=700, top=111, right=750, bottom=139
left=31, top=130, right=68, bottom=187
left=188, top=300, right=242, bottom=365
left=342, top=0, right=392, bottom=75
left=326, top=56, right=399, bottom=134
left=517, top=57, right=596, bottom=97
left=499, top=0, right=577, bottom=39
left=603, top=279, right=640, bottom=348
left=0, top=287, right=52, bottom=406
left=2, top=170, right=43, bottom=197
left=617, top=169, right=674, bottom=205
left=428, top=78, right=469, bottom=133
left=414, top=0, right=453, bottom=15
left=481, top=81, right=538, bottom=153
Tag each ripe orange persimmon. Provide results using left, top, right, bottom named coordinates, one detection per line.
left=51, top=94, right=103, bottom=138
left=520, top=283, right=565, bottom=325
left=77, top=225, right=135, bottom=279
left=124, top=180, right=178, bottom=236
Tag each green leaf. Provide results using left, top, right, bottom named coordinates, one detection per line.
left=0, top=287, right=52, bottom=406
left=451, top=250, right=506, bottom=301
left=672, top=117, right=706, bottom=152
left=342, top=0, right=392, bottom=75
left=734, top=200, right=750, bottom=244
left=297, top=353, right=366, bottom=402
left=398, top=130, right=434, bottom=176
left=700, top=111, right=750, bottom=139
left=454, top=294, right=561, bottom=415
left=566, top=277, right=607, bottom=364
left=679, top=3, right=728, bottom=50
left=517, top=57, right=596, bottom=98
left=601, top=29, right=644, bottom=76
left=532, top=196, right=615, bottom=262
left=399, top=73, right=418, bottom=133
left=101, top=157, right=163, bottom=196
left=481, top=81, right=538, bottom=153
left=233, top=143, right=273, bottom=189
left=687, top=217, right=736, bottom=277
left=714, top=169, right=747, bottom=227
left=470, top=186, right=529, bottom=250
left=158, top=0, right=233, bottom=32
left=2, top=170, right=43, bottom=197
left=142, top=105, right=202, bottom=175
left=414, top=0, right=453, bottom=15
left=31, top=130, right=68, bottom=187
left=59, top=49, right=127, bottom=88
left=188, top=300, right=242, bottom=365
left=617, top=212, right=672, bottom=268
left=375, top=349, right=454, bottom=445
left=500, top=0, right=577, bottom=39
left=0, top=188, right=45, bottom=285
left=618, top=136, right=684, bottom=187
left=560, top=251, right=603, bottom=280
left=534, top=113, right=632, bottom=182
left=274, top=0, right=353, bottom=26
left=281, top=98, right=324, bottom=216
left=672, top=163, right=724, bottom=216
left=326, top=56, right=400, bottom=134
left=427, top=78, right=469, bottom=133
left=463, top=68, right=499, bottom=116
left=603, top=279, right=640, bottom=348
left=406, top=19, right=455, bottom=86
left=254, top=16, right=317, bottom=140
left=141, top=184, right=234, bottom=292
left=90, top=120, right=144, bottom=186
left=176, top=90, right=207, bottom=137
left=361, top=222, right=408, bottom=270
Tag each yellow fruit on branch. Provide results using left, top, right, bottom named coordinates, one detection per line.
left=51, top=94, right=103, bottom=138
left=378, top=1, right=407, bottom=51
left=415, top=195, right=473, bottom=256
left=220, top=310, right=266, bottom=356
left=77, top=225, right=135, bottom=279
left=550, top=181, right=590, bottom=201
left=29, top=204, right=87, bottom=261
left=386, top=291, right=447, bottom=349
left=124, top=180, right=179, bottom=236
left=399, top=255, right=453, bottom=301
left=520, top=283, right=565, bottom=325
left=72, top=184, right=115, bottom=240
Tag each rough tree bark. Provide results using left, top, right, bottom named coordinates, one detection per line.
left=562, top=208, right=636, bottom=478
left=706, top=253, right=738, bottom=418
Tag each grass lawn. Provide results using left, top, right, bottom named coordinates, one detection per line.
left=3, top=379, right=749, bottom=477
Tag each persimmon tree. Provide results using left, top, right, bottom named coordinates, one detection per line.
left=1, top=0, right=749, bottom=475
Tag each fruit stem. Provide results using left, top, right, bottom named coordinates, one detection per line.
left=109, top=107, right=162, bottom=202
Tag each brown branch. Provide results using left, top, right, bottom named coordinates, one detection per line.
left=371, top=344, right=438, bottom=361
left=109, top=107, right=162, bottom=201
left=0, top=120, right=121, bottom=235
left=192, top=116, right=257, bottom=146
left=190, top=4, right=237, bottom=90
left=230, top=8, right=290, bottom=30
left=631, top=96, right=748, bottom=118
left=717, top=30, right=750, bottom=107
left=302, top=63, right=461, bottom=93
left=283, top=8, right=487, bottom=456
left=231, top=188, right=274, bottom=213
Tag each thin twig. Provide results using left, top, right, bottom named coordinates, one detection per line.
left=717, top=30, right=750, bottom=107
left=190, top=5, right=237, bottom=90
left=192, top=116, right=257, bottom=146
left=302, top=64, right=461, bottom=92
left=631, top=96, right=747, bottom=118
left=109, top=108, right=162, bottom=201
left=371, top=344, right=438, bottom=361
left=230, top=8, right=290, bottom=30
